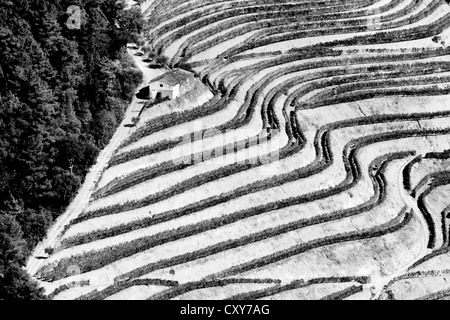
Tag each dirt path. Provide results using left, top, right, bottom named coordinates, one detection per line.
left=26, top=50, right=151, bottom=278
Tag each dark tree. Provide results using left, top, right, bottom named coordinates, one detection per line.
left=0, top=0, right=143, bottom=299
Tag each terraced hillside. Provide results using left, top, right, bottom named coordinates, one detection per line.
left=28, top=0, right=450, bottom=300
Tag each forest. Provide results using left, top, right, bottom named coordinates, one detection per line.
left=0, top=0, right=144, bottom=299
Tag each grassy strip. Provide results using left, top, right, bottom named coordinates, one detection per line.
left=78, top=106, right=450, bottom=226
left=148, top=0, right=371, bottom=31
left=149, top=277, right=366, bottom=300
left=207, top=207, right=412, bottom=280
left=173, top=0, right=385, bottom=60
left=293, top=62, right=450, bottom=106
left=305, top=75, right=450, bottom=106
left=62, top=147, right=398, bottom=248
left=309, top=86, right=450, bottom=110
left=45, top=128, right=425, bottom=280
left=184, top=0, right=406, bottom=59
left=94, top=132, right=271, bottom=200
left=71, top=202, right=407, bottom=299
left=223, top=277, right=369, bottom=300
left=224, top=3, right=448, bottom=57
left=47, top=280, right=90, bottom=300
left=123, top=48, right=449, bottom=154
left=76, top=278, right=179, bottom=301
left=102, top=56, right=450, bottom=207
left=403, top=156, right=423, bottom=192
left=146, top=278, right=281, bottom=301
left=153, top=0, right=376, bottom=52
left=320, top=285, right=364, bottom=300
left=418, top=287, right=450, bottom=300
left=96, top=55, right=404, bottom=196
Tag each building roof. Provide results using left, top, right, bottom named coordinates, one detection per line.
left=149, top=69, right=193, bottom=86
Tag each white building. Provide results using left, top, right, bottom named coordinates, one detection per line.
left=149, top=69, right=194, bottom=100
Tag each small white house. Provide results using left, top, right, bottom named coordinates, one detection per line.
left=149, top=69, right=194, bottom=100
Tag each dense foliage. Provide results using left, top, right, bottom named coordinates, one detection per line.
left=0, top=0, right=143, bottom=299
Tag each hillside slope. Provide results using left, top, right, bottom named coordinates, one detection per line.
left=30, top=0, right=450, bottom=300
